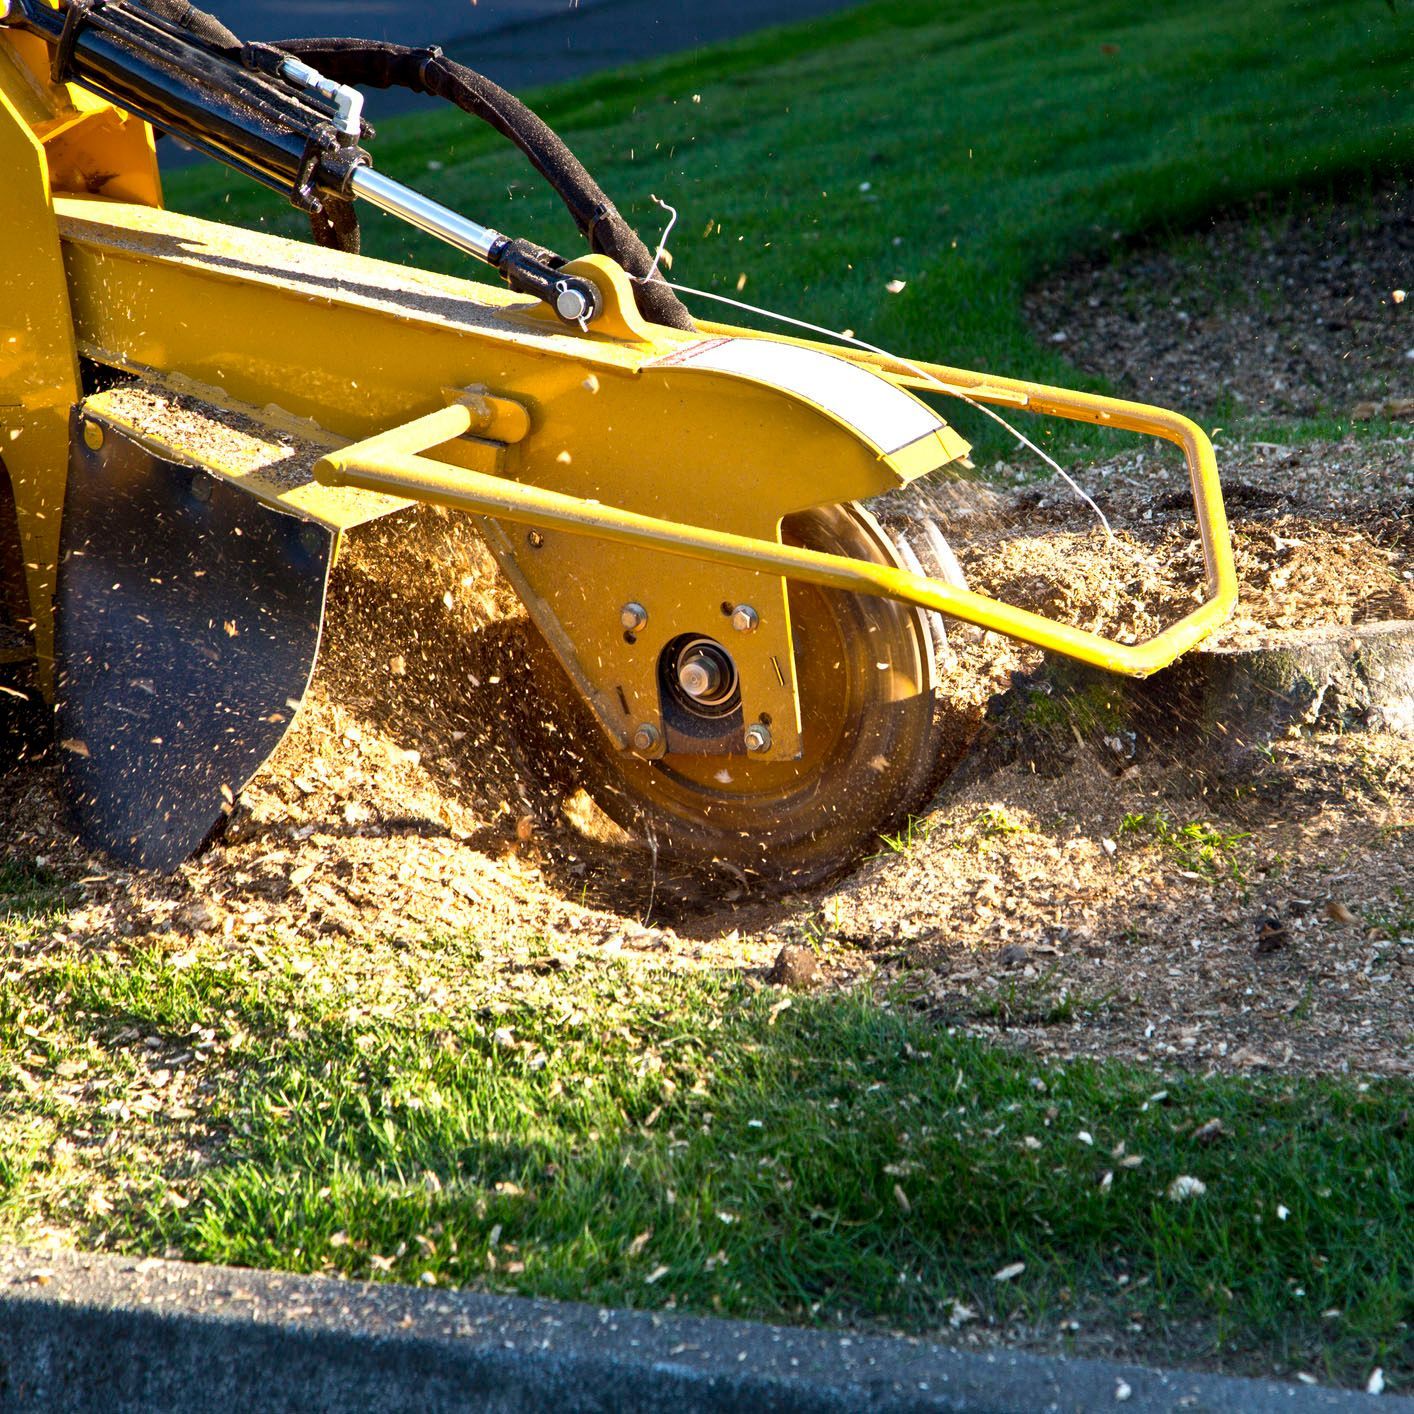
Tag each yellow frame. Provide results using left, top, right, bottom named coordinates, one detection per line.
left=317, top=363, right=1236, bottom=680
left=0, top=26, right=1236, bottom=724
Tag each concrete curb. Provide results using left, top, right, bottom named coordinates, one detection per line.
left=1, top=1247, right=1404, bottom=1412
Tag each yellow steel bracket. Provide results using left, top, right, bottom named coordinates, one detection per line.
left=0, top=75, right=83, bottom=692
left=315, top=367, right=1236, bottom=687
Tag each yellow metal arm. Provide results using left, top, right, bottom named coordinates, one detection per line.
left=316, top=369, right=1236, bottom=680
left=704, top=329, right=1236, bottom=620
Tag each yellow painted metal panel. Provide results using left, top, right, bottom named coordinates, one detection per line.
left=77, top=382, right=413, bottom=534
left=0, top=81, right=82, bottom=690
left=1, top=32, right=161, bottom=205
left=53, top=199, right=979, bottom=756
left=316, top=379, right=1235, bottom=681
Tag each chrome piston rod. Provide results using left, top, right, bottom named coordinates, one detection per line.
left=348, top=166, right=599, bottom=323
left=348, top=166, right=507, bottom=264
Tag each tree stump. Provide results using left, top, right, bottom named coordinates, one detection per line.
left=966, top=620, right=1414, bottom=782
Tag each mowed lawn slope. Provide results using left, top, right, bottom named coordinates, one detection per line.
left=3, top=902, right=1412, bottom=1390
left=165, top=0, right=1413, bottom=453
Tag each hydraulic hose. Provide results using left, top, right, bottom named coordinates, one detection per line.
left=116, top=3, right=692, bottom=327
left=266, top=38, right=693, bottom=330
left=125, top=0, right=238, bottom=51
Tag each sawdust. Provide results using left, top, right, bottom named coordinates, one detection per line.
left=95, top=384, right=334, bottom=488
left=884, top=435, right=1414, bottom=647
left=0, top=435, right=1409, bottom=1078
left=84, top=383, right=410, bottom=535
left=829, top=729, right=1412, bottom=1078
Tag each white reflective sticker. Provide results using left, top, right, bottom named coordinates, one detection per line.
left=661, top=337, right=943, bottom=455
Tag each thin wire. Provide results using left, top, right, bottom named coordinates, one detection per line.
left=664, top=277, right=1114, bottom=539
left=644, top=194, right=678, bottom=285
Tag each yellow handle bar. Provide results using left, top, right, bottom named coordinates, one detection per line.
left=315, top=366, right=1236, bottom=680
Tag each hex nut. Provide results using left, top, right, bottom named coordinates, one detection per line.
left=631, top=722, right=661, bottom=754
left=620, top=602, right=649, bottom=632
left=730, top=604, right=760, bottom=633
left=744, top=723, right=772, bottom=753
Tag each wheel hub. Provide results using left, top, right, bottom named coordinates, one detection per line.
left=521, top=503, right=962, bottom=890
left=667, top=635, right=739, bottom=716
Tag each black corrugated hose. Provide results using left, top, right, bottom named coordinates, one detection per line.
left=133, top=1, right=692, bottom=328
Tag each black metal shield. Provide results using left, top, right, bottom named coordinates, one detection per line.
left=56, top=410, right=333, bottom=870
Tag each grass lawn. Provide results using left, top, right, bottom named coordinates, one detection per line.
left=163, top=0, right=1413, bottom=458
left=3, top=0, right=1410, bottom=1394
left=2, top=884, right=1410, bottom=1389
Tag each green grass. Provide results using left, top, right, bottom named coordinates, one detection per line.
left=875, top=813, right=934, bottom=855
left=0, top=859, right=68, bottom=920
left=1118, top=811, right=1253, bottom=885
left=1225, top=414, right=1412, bottom=449
left=1, top=916, right=1409, bottom=1389
left=876, top=806, right=1031, bottom=858
left=966, top=964, right=1108, bottom=1028
left=1366, top=886, right=1414, bottom=942
left=972, top=806, right=1031, bottom=839
left=163, top=0, right=1413, bottom=459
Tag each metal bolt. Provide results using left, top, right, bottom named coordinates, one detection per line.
left=730, top=603, right=759, bottom=633
left=744, top=723, right=772, bottom=754
left=677, top=653, right=723, bottom=701
left=620, top=602, right=648, bottom=632
left=81, top=420, right=104, bottom=451
left=554, top=283, right=591, bottom=323
left=631, top=722, right=661, bottom=755
left=527, top=530, right=545, bottom=549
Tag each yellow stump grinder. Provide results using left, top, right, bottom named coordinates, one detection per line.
left=0, top=0, right=1237, bottom=885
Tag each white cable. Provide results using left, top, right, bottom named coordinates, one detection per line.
left=644, top=195, right=678, bottom=286
left=664, top=277, right=1114, bottom=539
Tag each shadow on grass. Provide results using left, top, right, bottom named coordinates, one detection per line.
left=6, top=942, right=1407, bottom=1389
left=0, top=857, right=68, bottom=921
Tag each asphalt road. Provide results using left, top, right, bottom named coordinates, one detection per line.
left=8, top=1244, right=1406, bottom=1414
left=201, top=0, right=864, bottom=92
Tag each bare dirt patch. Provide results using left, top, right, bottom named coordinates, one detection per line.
left=859, top=435, right=1413, bottom=1076
left=1, top=436, right=1410, bottom=1078
left=1027, top=182, right=1412, bottom=420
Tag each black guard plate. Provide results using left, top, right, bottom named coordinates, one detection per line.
left=56, top=410, right=333, bottom=870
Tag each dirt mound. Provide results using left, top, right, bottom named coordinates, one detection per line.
left=948, top=440, right=1413, bottom=644
left=1, top=435, right=1409, bottom=1076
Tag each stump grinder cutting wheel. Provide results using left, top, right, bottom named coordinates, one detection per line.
left=0, top=0, right=1237, bottom=886
left=528, top=501, right=955, bottom=889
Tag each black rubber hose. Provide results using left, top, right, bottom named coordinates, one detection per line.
left=129, top=0, right=239, bottom=53
left=268, top=37, right=693, bottom=330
